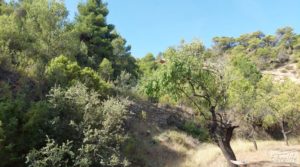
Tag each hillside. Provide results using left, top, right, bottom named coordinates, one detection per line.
left=2, top=1, right=300, bottom=167
left=125, top=100, right=300, bottom=167
left=123, top=60, right=300, bottom=167
left=263, top=63, right=300, bottom=83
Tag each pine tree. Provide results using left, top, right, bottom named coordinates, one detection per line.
left=75, top=0, right=115, bottom=69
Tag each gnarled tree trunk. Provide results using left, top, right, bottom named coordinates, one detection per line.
left=209, top=106, right=238, bottom=167
left=217, top=127, right=237, bottom=167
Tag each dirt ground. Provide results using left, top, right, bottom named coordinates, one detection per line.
left=209, top=143, right=300, bottom=167
left=127, top=100, right=300, bottom=167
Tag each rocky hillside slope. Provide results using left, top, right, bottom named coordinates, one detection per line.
left=263, top=63, right=300, bottom=83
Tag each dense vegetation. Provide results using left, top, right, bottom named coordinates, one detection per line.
left=0, top=0, right=136, bottom=166
left=1, top=0, right=300, bottom=167
left=139, top=31, right=300, bottom=166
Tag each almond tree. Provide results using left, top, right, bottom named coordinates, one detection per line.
left=143, top=41, right=239, bottom=166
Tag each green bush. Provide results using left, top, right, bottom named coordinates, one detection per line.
left=45, top=55, right=81, bottom=87
left=181, top=121, right=209, bottom=142
left=26, top=83, right=130, bottom=167
left=0, top=95, right=52, bottom=166
left=78, top=67, right=104, bottom=91
left=0, top=41, right=12, bottom=70
left=46, top=55, right=110, bottom=93
left=115, top=70, right=137, bottom=90
left=0, top=82, right=12, bottom=101
left=23, top=101, right=51, bottom=148
left=26, top=138, right=74, bottom=167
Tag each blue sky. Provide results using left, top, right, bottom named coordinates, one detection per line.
left=66, top=0, right=300, bottom=58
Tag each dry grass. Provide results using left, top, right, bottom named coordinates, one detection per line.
left=155, top=130, right=200, bottom=154
left=153, top=130, right=300, bottom=167
left=128, top=100, right=300, bottom=167
left=181, top=143, right=221, bottom=167
left=183, top=139, right=300, bottom=167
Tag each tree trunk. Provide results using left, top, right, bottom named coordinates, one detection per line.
left=280, top=120, right=289, bottom=146
left=209, top=106, right=238, bottom=167
left=283, top=131, right=289, bottom=146
left=217, top=131, right=238, bottom=167
left=250, top=126, right=258, bottom=151
left=252, top=138, right=258, bottom=151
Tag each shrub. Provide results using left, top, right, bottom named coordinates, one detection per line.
left=0, top=95, right=52, bottom=166
left=0, top=41, right=13, bottom=70
left=45, top=55, right=81, bottom=87
left=115, top=70, right=137, bottom=90
left=290, top=52, right=300, bottom=62
left=0, top=82, right=12, bottom=101
left=181, top=121, right=209, bottom=142
left=23, top=101, right=51, bottom=148
left=26, top=138, right=74, bottom=167
left=78, top=67, right=103, bottom=91
left=27, top=83, right=130, bottom=167
left=46, top=55, right=109, bottom=93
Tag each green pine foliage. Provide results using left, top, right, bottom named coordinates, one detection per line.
left=75, top=0, right=115, bottom=69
